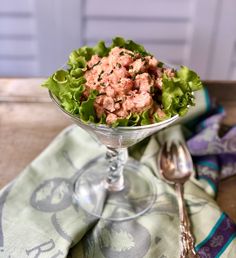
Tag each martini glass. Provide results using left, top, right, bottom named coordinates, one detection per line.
left=50, top=91, right=178, bottom=221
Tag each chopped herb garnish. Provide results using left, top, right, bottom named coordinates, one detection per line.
left=127, top=52, right=135, bottom=58
left=98, top=70, right=104, bottom=81
left=132, top=74, right=137, bottom=80
left=157, top=62, right=164, bottom=68
left=149, top=86, right=155, bottom=94
left=116, top=63, right=121, bottom=68
left=91, top=60, right=101, bottom=69
left=100, top=82, right=106, bottom=87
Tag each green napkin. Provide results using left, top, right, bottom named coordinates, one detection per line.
left=0, top=89, right=235, bottom=258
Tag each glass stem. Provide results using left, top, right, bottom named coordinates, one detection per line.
left=104, top=147, right=128, bottom=192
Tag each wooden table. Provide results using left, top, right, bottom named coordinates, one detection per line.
left=0, top=79, right=236, bottom=222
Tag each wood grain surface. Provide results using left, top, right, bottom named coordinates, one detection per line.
left=0, top=79, right=236, bottom=222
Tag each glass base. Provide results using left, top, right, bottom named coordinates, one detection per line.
left=73, top=157, right=156, bottom=221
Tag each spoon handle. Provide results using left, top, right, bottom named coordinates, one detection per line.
left=176, top=183, right=200, bottom=258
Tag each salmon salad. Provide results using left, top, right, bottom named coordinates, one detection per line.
left=43, top=37, right=203, bottom=126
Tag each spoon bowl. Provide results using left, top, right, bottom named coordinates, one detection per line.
left=158, top=141, right=193, bottom=184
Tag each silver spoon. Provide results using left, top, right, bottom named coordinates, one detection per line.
left=157, top=141, right=199, bottom=258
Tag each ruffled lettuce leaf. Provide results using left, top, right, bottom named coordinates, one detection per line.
left=111, top=37, right=126, bottom=48
left=153, top=112, right=171, bottom=123
left=79, top=90, right=98, bottom=123
left=111, top=37, right=151, bottom=56
left=128, top=113, right=140, bottom=126
left=93, top=41, right=110, bottom=57
left=42, top=70, right=69, bottom=97
left=77, top=46, right=95, bottom=61
left=112, top=117, right=129, bottom=127
left=42, top=76, right=59, bottom=96
left=68, top=51, right=87, bottom=69
left=177, top=65, right=202, bottom=91
left=70, top=68, right=84, bottom=78
left=98, top=114, right=107, bottom=125
left=112, top=113, right=140, bottom=127
left=140, top=110, right=151, bottom=125
left=60, top=91, right=78, bottom=113
left=42, top=69, right=86, bottom=114
left=161, top=66, right=202, bottom=117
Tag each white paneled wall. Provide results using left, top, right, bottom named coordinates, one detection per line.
left=84, top=0, right=193, bottom=68
left=207, top=0, right=236, bottom=80
left=0, top=0, right=38, bottom=76
left=230, top=43, right=236, bottom=80
left=83, top=0, right=224, bottom=80
left=85, top=0, right=191, bottom=18
left=0, top=0, right=236, bottom=79
left=34, top=0, right=83, bottom=76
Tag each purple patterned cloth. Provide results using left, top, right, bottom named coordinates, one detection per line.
left=186, top=107, right=236, bottom=257
left=196, top=213, right=236, bottom=258
left=187, top=108, right=236, bottom=192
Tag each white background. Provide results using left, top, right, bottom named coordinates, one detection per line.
left=1, top=0, right=236, bottom=80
